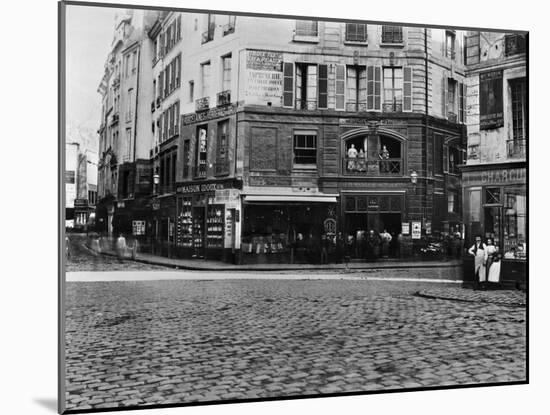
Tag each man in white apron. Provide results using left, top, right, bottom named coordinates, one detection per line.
left=468, top=235, right=488, bottom=290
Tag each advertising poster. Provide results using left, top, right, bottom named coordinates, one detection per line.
left=411, top=221, right=422, bottom=239
left=479, top=69, right=504, bottom=130
left=246, top=50, right=283, bottom=104
left=402, top=222, right=410, bottom=235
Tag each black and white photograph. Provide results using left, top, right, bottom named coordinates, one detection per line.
left=58, top=0, right=529, bottom=413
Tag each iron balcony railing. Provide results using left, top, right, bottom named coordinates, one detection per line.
left=217, top=90, right=231, bottom=106
left=507, top=139, right=526, bottom=159
left=343, top=157, right=403, bottom=175
left=195, top=96, right=210, bottom=112
left=193, top=165, right=207, bottom=178
left=223, top=22, right=235, bottom=36
left=295, top=98, right=317, bottom=110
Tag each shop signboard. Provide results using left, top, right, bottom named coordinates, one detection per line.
left=132, top=220, right=146, bottom=235
left=411, top=221, right=421, bottom=239
left=479, top=69, right=504, bottom=130
left=245, top=50, right=283, bottom=105
left=402, top=222, right=410, bottom=235
left=462, top=167, right=526, bottom=187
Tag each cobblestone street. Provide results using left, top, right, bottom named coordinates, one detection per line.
left=65, top=279, right=526, bottom=411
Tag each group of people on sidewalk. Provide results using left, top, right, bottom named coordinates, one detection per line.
left=468, top=235, right=502, bottom=289
left=292, top=229, right=400, bottom=265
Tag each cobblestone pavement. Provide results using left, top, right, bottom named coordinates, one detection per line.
left=66, top=234, right=170, bottom=272
left=418, top=287, right=526, bottom=307
left=64, top=279, right=526, bottom=411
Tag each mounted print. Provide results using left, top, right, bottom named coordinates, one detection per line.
left=59, top=1, right=528, bottom=413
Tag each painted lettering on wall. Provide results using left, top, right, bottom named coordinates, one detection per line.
left=463, top=168, right=526, bottom=186
left=245, top=51, right=283, bottom=102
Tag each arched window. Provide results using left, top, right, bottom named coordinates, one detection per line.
left=343, top=134, right=403, bottom=175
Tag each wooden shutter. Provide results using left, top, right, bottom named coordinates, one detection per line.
left=175, top=55, right=181, bottom=87
left=335, top=64, right=345, bottom=110
left=283, top=62, right=294, bottom=108
left=403, top=66, right=413, bottom=112
left=295, top=64, right=303, bottom=109
left=358, top=68, right=367, bottom=111
left=346, top=67, right=357, bottom=111
left=367, top=66, right=381, bottom=111
left=318, top=64, right=328, bottom=109
left=458, top=82, right=464, bottom=123
left=442, top=74, right=447, bottom=119
left=159, top=73, right=164, bottom=99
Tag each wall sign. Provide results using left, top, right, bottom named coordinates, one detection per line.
left=479, top=70, right=504, bottom=130
left=324, top=218, right=337, bottom=235
left=402, top=222, right=410, bottom=235
left=245, top=51, right=283, bottom=104
left=411, top=221, right=421, bottom=239
left=462, top=167, right=526, bottom=186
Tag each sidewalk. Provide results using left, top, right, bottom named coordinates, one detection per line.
left=86, top=242, right=463, bottom=272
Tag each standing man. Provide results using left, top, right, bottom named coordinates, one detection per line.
left=468, top=235, right=487, bottom=290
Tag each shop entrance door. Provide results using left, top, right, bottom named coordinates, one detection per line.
left=484, top=206, right=502, bottom=246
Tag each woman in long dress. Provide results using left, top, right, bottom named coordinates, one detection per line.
left=468, top=235, right=487, bottom=289
left=485, top=238, right=497, bottom=281
left=488, top=250, right=502, bottom=284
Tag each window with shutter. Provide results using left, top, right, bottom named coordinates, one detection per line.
left=283, top=62, right=294, bottom=108
left=403, top=67, right=412, bottom=112
left=458, top=82, right=465, bottom=123
left=335, top=65, right=345, bottom=110
left=358, top=68, right=367, bottom=111
left=295, top=64, right=303, bottom=109
left=442, top=74, right=447, bottom=119
left=318, top=65, right=328, bottom=109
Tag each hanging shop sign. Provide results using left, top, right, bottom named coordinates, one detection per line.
left=479, top=70, right=504, bottom=130
left=411, top=221, right=421, bottom=239
left=402, top=222, right=410, bottom=235
left=323, top=218, right=337, bottom=235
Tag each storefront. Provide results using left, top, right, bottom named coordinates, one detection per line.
left=462, top=163, right=527, bottom=287
left=240, top=192, right=338, bottom=264
left=172, top=179, right=242, bottom=261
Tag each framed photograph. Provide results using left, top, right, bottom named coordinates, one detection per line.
left=60, top=0, right=528, bottom=413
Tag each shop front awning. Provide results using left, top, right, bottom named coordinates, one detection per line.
left=244, top=194, right=338, bottom=203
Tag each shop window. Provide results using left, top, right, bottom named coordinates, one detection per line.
left=345, top=23, right=367, bottom=42
left=485, top=187, right=501, bottom=204
left=503, top=186, right=526, bottom=256
left=293, top=132, right=317, bottom=166
left=468, top=189, right=481, bottom=222
left=295, top=20, right=318, bottom=37
left=381, top=25, right=403, bottom=44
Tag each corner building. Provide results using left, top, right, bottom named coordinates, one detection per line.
left=168, top=14, right=467, bottom=263
left=461, top=31, right=527, bottom=285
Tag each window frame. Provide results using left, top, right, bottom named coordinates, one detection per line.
left=345, top=23, right=368, bottom=43
left=381, top=25, right=404, bottom=44
left=293, top=131, right=318, bottom=167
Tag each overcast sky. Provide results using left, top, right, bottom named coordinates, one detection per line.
left=66, top=4, right=121, bottom=130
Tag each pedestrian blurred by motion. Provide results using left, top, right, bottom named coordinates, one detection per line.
left=116, top=233, right=127, bottom=262
left=320, top=234, right=329, bottom=264
left=335, top=232, right=345, bottom=263
left=380, top=229, right=392, bottom=258
left=344, top=234, right=354, bottom=271
left=65, top=235, right=71, bottom=260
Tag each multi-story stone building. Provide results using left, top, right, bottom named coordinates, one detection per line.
left=97, top=11, right=471, bottom=263
left=462, top=31, right=527, bottom=283
left=96, top=10, right=158, bottom=237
